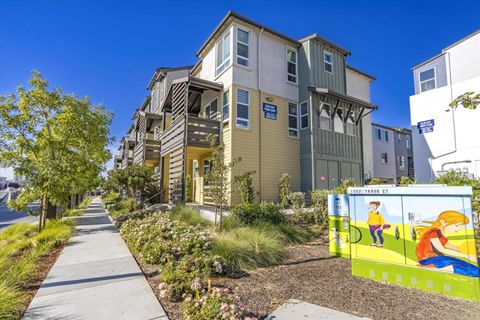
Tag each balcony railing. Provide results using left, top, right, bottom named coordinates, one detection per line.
left=134, top=139, right=161, bottom=164
left=161, top=116, right=220, bottom=155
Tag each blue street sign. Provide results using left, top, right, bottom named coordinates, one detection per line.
left=262, top=103, right=277, bottom=120
left=417, top=119, right=434, bottom=129
left=419, top=127, right=434, bottom=134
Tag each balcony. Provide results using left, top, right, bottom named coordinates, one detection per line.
left=134, top=138, right=161, bottom=165
left=161, top=116, right=220, bottom=156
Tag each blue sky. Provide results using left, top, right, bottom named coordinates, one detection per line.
left=1, top=0, right=479, bottom=176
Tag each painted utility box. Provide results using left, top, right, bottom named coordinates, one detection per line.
left=347, top=185, right=480, bottom=302
left=328, top=194, right=351, bottom=258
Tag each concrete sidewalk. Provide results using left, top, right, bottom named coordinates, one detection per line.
left=266, top=300, right=371, bottom=320
left=24, top=198, right=167, bottom=320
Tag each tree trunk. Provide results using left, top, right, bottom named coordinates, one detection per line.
left=219, top=205, right=223, bottom=230
left=39, top=195, right=48, bottom=232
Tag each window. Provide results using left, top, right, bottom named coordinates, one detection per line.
left=216, top=31, right=231, bottom=76
left=381, top=153, right=388, bottom=164
left=375, top=127, right=390, bottom=141
left=205, top=99, right=218, bottom=120
left=397, top=133, right=401, bottom=141
left=203, top=160, right=211, bottom=176
left=288, top=102, right=298, bottom=137
left=236, top=88, right=249, bottom=128
left=222, top=91, right=230, bottom=123
left=398, top=155, right=406, bottom=169
left=300, top=102, right=309, bottom=129
left=236, top=28, right=249, bottom=67
left=319, top=105, right=331, bottom=130
left=287, top=48, right=297, bottom=83
left=406, top=135, right=411, bottom=149
left=346, top=116, right=356, bottom=136
left=324, top=51, right=333, bottom=74
left=419, top=68, right=435, bottom=92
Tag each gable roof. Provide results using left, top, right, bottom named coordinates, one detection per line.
left=147, top=65, right=193, bottom=90
left=196, top=11, right=301, bottom=57
left=299, top=33, right=351, bottom=56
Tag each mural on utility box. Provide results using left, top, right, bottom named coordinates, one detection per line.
left=351, top=194, right=479, bottom=277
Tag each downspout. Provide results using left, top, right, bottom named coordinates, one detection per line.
left=428, top=51, right=457, bottom=180
left=258, top=27, right=264, bottom=202
left=309, top=92, right=315, bottom=190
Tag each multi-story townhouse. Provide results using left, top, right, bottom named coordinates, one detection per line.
left=156, top=11, right=377, bottom=205
left=410, top=29, right=480, bottom=182
left=372, top=123, right=414, bottom=183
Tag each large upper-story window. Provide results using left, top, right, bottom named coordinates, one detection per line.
left=419, top=68, right=435, bottom=92
left=287, top=48, right=297, bottom=84
left=236, top=88, right=249, bottom=128
left=319, top=105, right=331, bottom=130
left=324, top=51, right=333, bottom=74
left=406, top=135, right=411, bottom=149
left=236, top=28, right=249, bottom=67
left=216, top=31, right=231, bottom=76
left=288, top=102, right=298, bottom=137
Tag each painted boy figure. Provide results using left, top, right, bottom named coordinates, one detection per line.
left=367, top=201, right=390, bottom=248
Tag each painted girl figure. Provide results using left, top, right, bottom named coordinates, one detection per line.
left=416, top=210, right=479, bottom=277
left=367, top=201, right=389, bottom=248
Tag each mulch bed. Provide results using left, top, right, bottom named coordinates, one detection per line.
left=20, top=245, right=66, bottom=316
left=139, top=239, right=480, bottom=320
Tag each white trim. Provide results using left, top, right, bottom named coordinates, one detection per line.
left=418, top=67, right=436, bottom=93
left=222, top=90, right=230, bottom=124
left=324, top=50, right=333, bottom=74
left=287, top=102, right=299, bottom=138
left=236, top=88, right=250, bottom=129
left=236, top=26, right=250, bottom=68
left=286, top=46, right=298, bottom=84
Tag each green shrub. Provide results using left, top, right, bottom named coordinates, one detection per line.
left=289, top=192, right=304, bottom=212
left=234, top=170, right=256, bottom=204
left=170, top=206, right=210, bottom=226
left=213, top=227, right=284, bottom=272
left=366, top=177, right=384, bottom=186
left=181, top=287, right=247, bottom=320
left=335, top=178, right=358, bottom=194
left=398, top=176, right=416, bottom=186
left=220, top=214, right=244, bottom=231
left=309, top=189, right=331, bottom=228
left=108, top=198, right=139, bottom=219
left=78, top=196, right=92, bottom=209
left=0, top=282, right=25, bottom=320
left=120, top=212, right=215, bottom=264
left=159, top=253, right=223, bottom=301
left=278, top=173, right=291, bottom=208
left=231, top=202, right=285, bottom=226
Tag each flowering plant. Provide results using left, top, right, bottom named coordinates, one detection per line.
left=181, top=286, right=257, bottom=320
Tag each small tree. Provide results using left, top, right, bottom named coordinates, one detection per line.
left=278, top=173, right=291, bottom=208
left=104, top=164, right=157, bottom=201
left=0, top=71, right=112, bottom=230
left=311, top=189, right=331, bottom=228
left=185, top=175, right=193, bottom=202
left=204, top=135, right=240, bottom=229
left=450, top=92, right=480, bottom=110
left=233, top=170, right=256, bottom=204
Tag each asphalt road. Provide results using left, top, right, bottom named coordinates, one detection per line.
left=0, top=204, right=37, bottom=229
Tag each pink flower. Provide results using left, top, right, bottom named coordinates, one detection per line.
left=159, top=289, right=168, bottom=298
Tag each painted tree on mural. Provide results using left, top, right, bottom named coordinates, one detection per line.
left=0, top=71, right=112, bottom=230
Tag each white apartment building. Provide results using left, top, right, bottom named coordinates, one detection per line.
left=409, top=29, right=480, bottom=182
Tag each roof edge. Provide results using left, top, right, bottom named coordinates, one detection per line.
left=299, top=33, right=351, bottom=56
left=346, top=65, right=376, bottom=81
left=195, top=11, right=301, bottom=57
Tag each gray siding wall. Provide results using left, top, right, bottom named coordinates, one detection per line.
left=393, top=130, right=414, bottom=179
left=413, top=54, right=448, bottom=94
left=298, top=40, right=347, bottom=96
